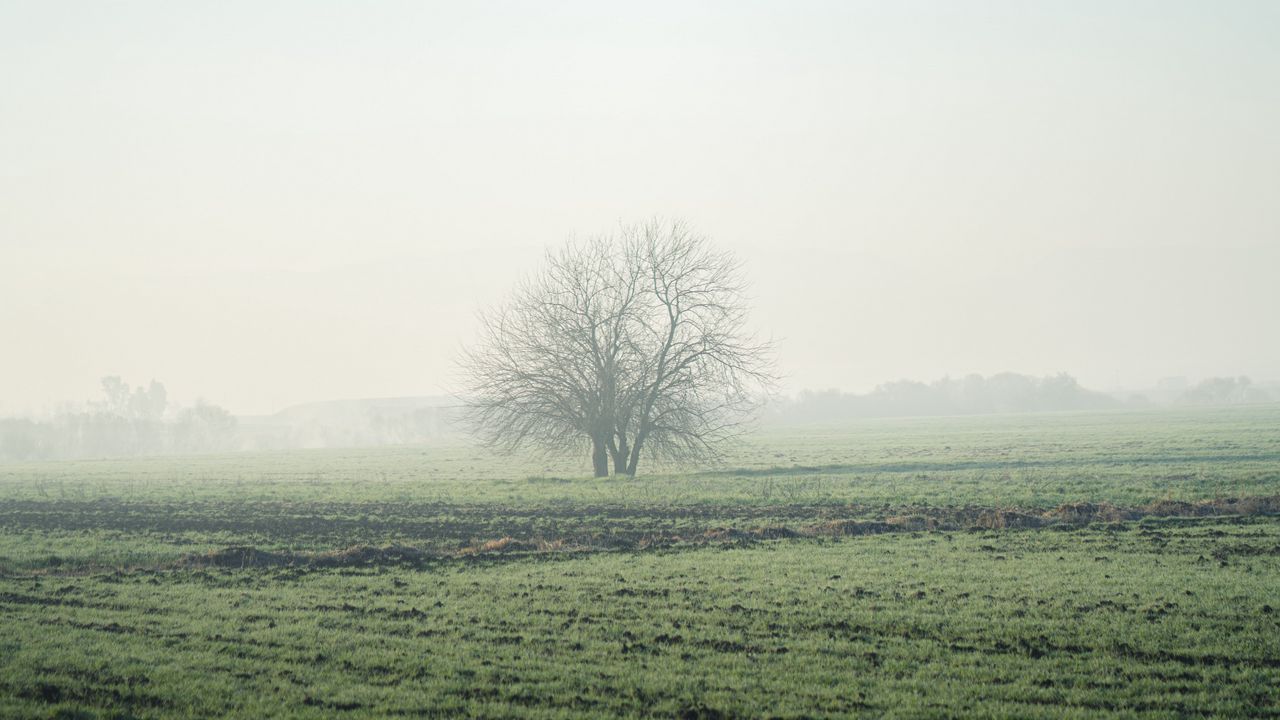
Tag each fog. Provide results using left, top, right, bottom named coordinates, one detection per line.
left=3, top=1, right=1278, bottom=418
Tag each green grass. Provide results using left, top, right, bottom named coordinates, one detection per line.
left=4, top=405, right=1277, bottom=507
left=2, top=405, right=1279, bottom=717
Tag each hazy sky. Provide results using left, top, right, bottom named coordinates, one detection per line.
left=3, top=1, right=1278, bottom=415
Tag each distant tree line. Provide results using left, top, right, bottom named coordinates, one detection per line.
left=238, top=400, right=460, bottom=451
left=0, top=377, right=237, bottom=462
left=766, top=372, right=1275, bottom=425
left=1174, top=376, right=1271, bottom=406
left=766, top=373, right=1119, bottom=424
left=3, top=373, right=1271, bottom=461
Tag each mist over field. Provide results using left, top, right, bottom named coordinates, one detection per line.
left=2, top=1, right=1278, bottom=421
left=3, top=3, right=1280, bottom=718
left=2, top=372, right=1276, bottom=462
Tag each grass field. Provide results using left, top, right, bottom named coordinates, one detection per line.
left=2, top=405, right=1279, bottom=718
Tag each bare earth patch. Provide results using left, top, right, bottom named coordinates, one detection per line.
left=167, top=494, right=1280, bottom=572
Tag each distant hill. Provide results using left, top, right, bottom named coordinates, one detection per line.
left=237, top=396, right=464, bottom=450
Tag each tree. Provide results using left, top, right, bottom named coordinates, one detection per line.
left=173, top=401, right=238, bottom=452
left=1180, top=376, right=1270, bottom=405
left=462, top=220, right=774, bottom=477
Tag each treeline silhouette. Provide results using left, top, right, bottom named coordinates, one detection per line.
left=2, top=374, right=1272, bottom=461
left=767, top=373, right=1117, bottom=425
left=237, top=397, right=460, bottom=451
left=1175, top=376, right=1271, bottom=406
left=766, top=372, right=1275, bottom=425
left=0, top=377, right=236, bottom=462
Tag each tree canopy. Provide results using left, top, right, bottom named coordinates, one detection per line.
left=462, top=220, right=773, bottom=476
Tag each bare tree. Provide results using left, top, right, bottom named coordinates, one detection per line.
left=462, top=220, right=774, bottom=477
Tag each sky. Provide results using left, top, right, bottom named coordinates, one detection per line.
left=2, top=1, right=1278, bottom=416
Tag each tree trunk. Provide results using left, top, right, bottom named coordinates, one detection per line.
left=625, top=431, right=646, bottom=477
left=591, top=437, right=610, bottom=478
left=611, top=436, right=630, bottom=475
